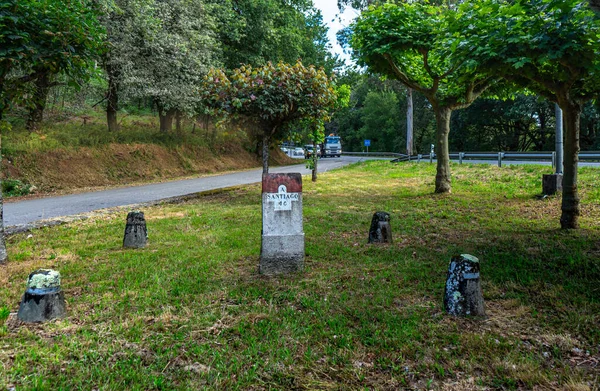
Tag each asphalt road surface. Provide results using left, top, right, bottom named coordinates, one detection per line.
left=5, top=156, right=364, bottom=228
left=6, top=155, right=599, bottom=229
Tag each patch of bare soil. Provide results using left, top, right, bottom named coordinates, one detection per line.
left=3, top=143, right=294, bottom=197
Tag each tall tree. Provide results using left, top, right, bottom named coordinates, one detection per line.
left=460, top=0, right=600, bottom=228
left=214, top=0, right=340, bottom=73
left=132, top=0, right=220, bottom=132
left=101, top=0, right=155, bottom=131
left=0, top=0, right=103, bottom=263
left=350, top=2, right=498, bottom=193
left=201, top=61, right=337, bottom=173
left=0, top=0, right=103, bottom=121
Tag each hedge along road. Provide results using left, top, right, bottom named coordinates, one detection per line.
left=5, top=156, right=367, bottom=230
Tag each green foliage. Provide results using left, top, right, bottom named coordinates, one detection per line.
left=0, top=0, right=104, bottom=116
left=103, top=0, right=221, bottom=116
left=350, top=2, right=496, bottom=109
left=214, top=0, right=341, bottom=74
left=334, top=84, right=351, bottom=111
left=201, top=61, right=337, bottom=139
left=330, top=75, right=435, bottom=154
left=459, top=0, right=600, bottom=104
left=1, top=113, right=216, bottom=155
left=1, top=179, right=31, bottom=197
left=360, top=90, right=402, bottom=151
left=450, top=95, right=557, bottom=152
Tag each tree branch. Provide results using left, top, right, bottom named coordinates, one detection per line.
left=383, top=53, right=426, bottom=94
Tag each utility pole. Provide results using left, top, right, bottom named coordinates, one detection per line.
left=555, top=103, right=563, bottom=174
left=406, top=88, right=413, bottom=156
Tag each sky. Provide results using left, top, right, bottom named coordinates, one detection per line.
left=312, top=0, right=358, bottom=64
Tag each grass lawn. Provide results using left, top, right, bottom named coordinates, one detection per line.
left=1, top=161, right=599, bottom=390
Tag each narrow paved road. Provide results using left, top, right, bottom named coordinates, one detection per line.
left=5, top=157, right=364, bottom=228
left=8, top=155, right=598, bottom=229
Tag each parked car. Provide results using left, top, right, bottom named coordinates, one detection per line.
left=304, top=144, right=321, bottom=159
left=292, top=147, right=304, bottom=158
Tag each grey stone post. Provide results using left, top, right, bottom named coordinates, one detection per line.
left=543, top=173, right=563, bottom=195
left=17, top=269, right=66, bottom=323
left=443, top=254, right=485, bottom=317
left=429, top=144, right=434, bottom=163
left=260, top=173, right=304, bottom=274
left=123, top=211, right=148, bottom=248
left=368, top=212, right=392, bottom=244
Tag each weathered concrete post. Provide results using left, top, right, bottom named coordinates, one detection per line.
left=444, top=254, right=485, bottom=317
left=17, top=269, right=66, bottom=323
left=123, top=211, right=148, bottom=248
left=260, top=173, right=304, bottom=274
left=368, top=212, right=392, bottom=244
left=542, top=173, right=563, bottom=195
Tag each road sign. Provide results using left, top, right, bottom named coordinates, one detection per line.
left=364, top=139, right=371, bottom=147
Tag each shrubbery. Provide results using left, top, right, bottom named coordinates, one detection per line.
left=2, top=179, right=32, bottom=197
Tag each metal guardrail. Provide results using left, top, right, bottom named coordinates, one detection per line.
left=342, top=151, right=408, bottom=158
left=346, top=151, right=600, bottom=166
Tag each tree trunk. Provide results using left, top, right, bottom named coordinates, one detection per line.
left=312, top=140, right=318, bottom=182
left=262, top=133, right=269, bottom=174
left=434, top=106, right=453, bottom=193
left=406, top=88, right=414, bottom=155
left=175, top=111, right=182, bottom=133
left=26, top=70, right=51, bottom=132
left=107, top=65, right=119, bottom=132
left=0, top=133, right=8, bottom=264
left=559, top=100, right=581, bottom=229
left=159, top=108, right=176, bottom=132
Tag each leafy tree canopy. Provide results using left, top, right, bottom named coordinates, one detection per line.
left=459, top=0, right=600, bottom=104
left=201, top=61, right=337, bottom=172
left=213, top=0, right=341, bottom=74
left=351, top=2, right=495, bottom=109
left=0, top=0, right=104, bottom=116
left=202, top=61, right=336, bottom=131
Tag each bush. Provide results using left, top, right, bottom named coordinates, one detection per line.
left=2, top=179, right=32, bottom=197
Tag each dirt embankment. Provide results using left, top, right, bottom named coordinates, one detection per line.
left=4, top=143, right=293, bottom=194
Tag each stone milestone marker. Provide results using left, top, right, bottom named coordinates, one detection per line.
left=368, top=212, right=392, bottom=244
left=17, top=269, right=66, bottom=323
left=543, top=173, right=563, bottom=195
left=443, top=254, right=486, bottom=317
left=123, top=210, right=148, bottom=248
left=260, top=173, right=304, bottom=275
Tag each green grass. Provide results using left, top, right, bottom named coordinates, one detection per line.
left=2, top=110, right=228, bottom=156
left=1, top=161, right=599, bottom=390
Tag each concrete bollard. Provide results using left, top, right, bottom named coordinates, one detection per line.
left=368, top=212, right=392, bottom=244
left=542, top=173, right=563, bottom=195
left=17, top=269, right=66, bottom=323
left=123, top=211, right=148, bottom=248
left=260, top=173, right=304, bottom=275
left=444, top=254, right=485, bottom=317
